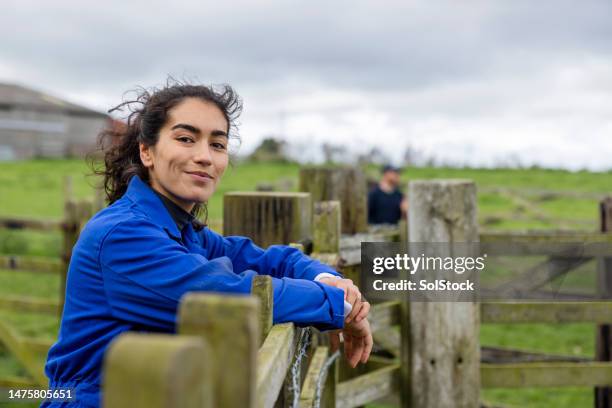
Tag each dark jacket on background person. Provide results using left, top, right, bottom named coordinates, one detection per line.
left=367, top=185, right=404, bottom=224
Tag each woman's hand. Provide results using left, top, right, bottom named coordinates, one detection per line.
left=329, top=318, right=373, bottom=368
left=318, top=277, right=370, bottom=324
left=318, top=276, right=373, bottom=368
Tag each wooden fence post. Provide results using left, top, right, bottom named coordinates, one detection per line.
left=59, top=198, right=93, bottom=316
left=299, top=166, right=367, bottom=235
left=252, top=275, right=274, bottom=346
left=59, top=199, right=78, bottom=316
left=596, top=197, right=612, bottom=408
left=178, top=293, right=259, bottom=407
left=77, top=199, right=93, bottom=233
left=223, top=192, right=312, bottom=248
left=401, top=180, right=480, bottom=408
left=299, top=346, right=337, bottom=408
left=103, top=333, right=210, bottom=408
left=312, top=201, right=341, bottom=255
left=63, top=176, right=73, bottom=201
left=93, top=185, right=105, bottom=213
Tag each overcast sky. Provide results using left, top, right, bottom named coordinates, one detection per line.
left=2, top=0, right=611, bottom=170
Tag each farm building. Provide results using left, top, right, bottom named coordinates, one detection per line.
left=0, top=82, right=110, bottom=160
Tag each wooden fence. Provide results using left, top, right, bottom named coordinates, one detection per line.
left=0, top=177, right=98, bottom=388
left=1, top=169, right=611, bottom=406
left=102, top=170, right=612, bottom=407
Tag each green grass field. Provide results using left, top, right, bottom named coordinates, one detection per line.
left=1, top=158, right=611, bottom=407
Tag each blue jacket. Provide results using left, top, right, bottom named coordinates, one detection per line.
left=42, top=175, right=344, bottom=408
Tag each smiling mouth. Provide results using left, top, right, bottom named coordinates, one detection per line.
left=186, top=171, right=214, bottom=180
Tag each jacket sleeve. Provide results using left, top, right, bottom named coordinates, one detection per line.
left=202, top=228, right=343, bottom=281
left=99, top=218, right=345, bottom=331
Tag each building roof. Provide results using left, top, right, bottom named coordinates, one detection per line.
left=0, top=82, right=107, bottom=118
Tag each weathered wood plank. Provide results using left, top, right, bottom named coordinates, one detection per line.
left=313, top=201, right=341, bottom=254
left=481, top=302, right=612, bottom=324
left=252, top=275, right=273, bottom=345
left=0, top=376, right=41, bottom=388
left=339, top=232, right=398, bottom=267
left=481, top=346, right=590, bottom=364
left=339, top=231, right=399, bottom=249
left=333, top=226, right=400, bottom=267
left=336, top=363, right=400, bottom=408
left=336, top=230, right=612, bottom=265
left=103, top=333, right=211, bottom=408
left=223, top=192, right=312, bottom=248
left=494, top=256, right=591, bottom=295
left=178, top=293, right=259, bottom=408
left=480, top=232, right=612, bottom=256
left=481, top=289, right=599, bottom=301
left=256, top=323, right=294, bottom=408
left=60, top=199, right=80, bottom=316
left=0, top=217, right=62, bottom=231
left=310, top=253, right=343, bottom=269
left=373, top=327, right=400, bottom=358
left=0, top=296, right=59, bottom=315
left=369, top=301, right=400, bottom=333
left=21, top=337, right=54, bottom=356
left=300, top=346, right=337, bottom=408
left=481, top=231, right=612, bottom=244
left=0, top=320, right=47, bottom=386
left=300, top=346, right=328, bottom=407
left=0, top=255, right=63, bottom=274
left=299, top=166, right=367, bottom=234
left=481, top=362, right=612, bottom=388
left=596, top=197, right=612, bottom=407
left=403, top=179, right=480, bottom=408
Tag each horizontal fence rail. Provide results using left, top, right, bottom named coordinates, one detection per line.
left=481, top=362, right=612, bottom=388
left=0, top=255, right=63, bottom=274
left=0, top=216, right=63, bottom=232
left=481, top=302, right=612, bottom=324
left=0, top=295, right=60, bottom=315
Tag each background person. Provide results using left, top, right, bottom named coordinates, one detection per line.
left=367, top=164, right=408, bottom=224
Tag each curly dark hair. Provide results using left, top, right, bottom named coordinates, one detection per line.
left=92, top=80, right=242, bottom=228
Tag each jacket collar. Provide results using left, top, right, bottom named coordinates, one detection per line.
left=124, top=175, right=181, bottom=240
left=152, top=189, right=195, bottom=232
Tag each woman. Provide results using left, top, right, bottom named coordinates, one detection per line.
left=42, top=82, right=372, bottom=407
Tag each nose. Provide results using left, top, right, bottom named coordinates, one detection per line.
left=193, top=143, right=213, bottom=166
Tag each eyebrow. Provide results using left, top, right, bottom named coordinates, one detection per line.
left=171, top=123, right=228, bottom=138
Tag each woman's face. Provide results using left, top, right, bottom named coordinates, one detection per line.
left=139, top=97, right=229, bottom=213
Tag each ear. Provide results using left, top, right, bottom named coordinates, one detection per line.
left=139, top=142, right=154, bottom=168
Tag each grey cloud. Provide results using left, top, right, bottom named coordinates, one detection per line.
left=3, top=0, right=611, bottom=95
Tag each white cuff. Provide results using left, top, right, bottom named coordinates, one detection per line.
left=343, top=300, right=353, bottom=317
left=314, top=272, right=341, bottom=282
left=314, top=273, right=350, bottom=317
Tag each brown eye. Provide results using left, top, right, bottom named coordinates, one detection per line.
left=177, top=136, right=194, bottom=143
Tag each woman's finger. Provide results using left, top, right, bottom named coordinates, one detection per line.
left=346, top=288, right=364, bottom=323
left=343, top=334, right=353, bottom=363
left=345, top=285, right=361, bottom=308
left=354, top=301, right=370, bottom=323
left=345, top=299, right=360, bottom=324
left=329, top=331, right=341, bottom=352
left=360, top=333, right=373, bottom=364
left=349, top=336, right=365, bottom=368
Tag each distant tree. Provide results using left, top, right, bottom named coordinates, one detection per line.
left=248, top=137, right=291, bottom=163
left=356, top=146, right=389, bottom=166
left=401, top=143, right=439, bottom=168
left=321, top=143, right=348, bottom=164
left=402, top=144, right=424, bottom=167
